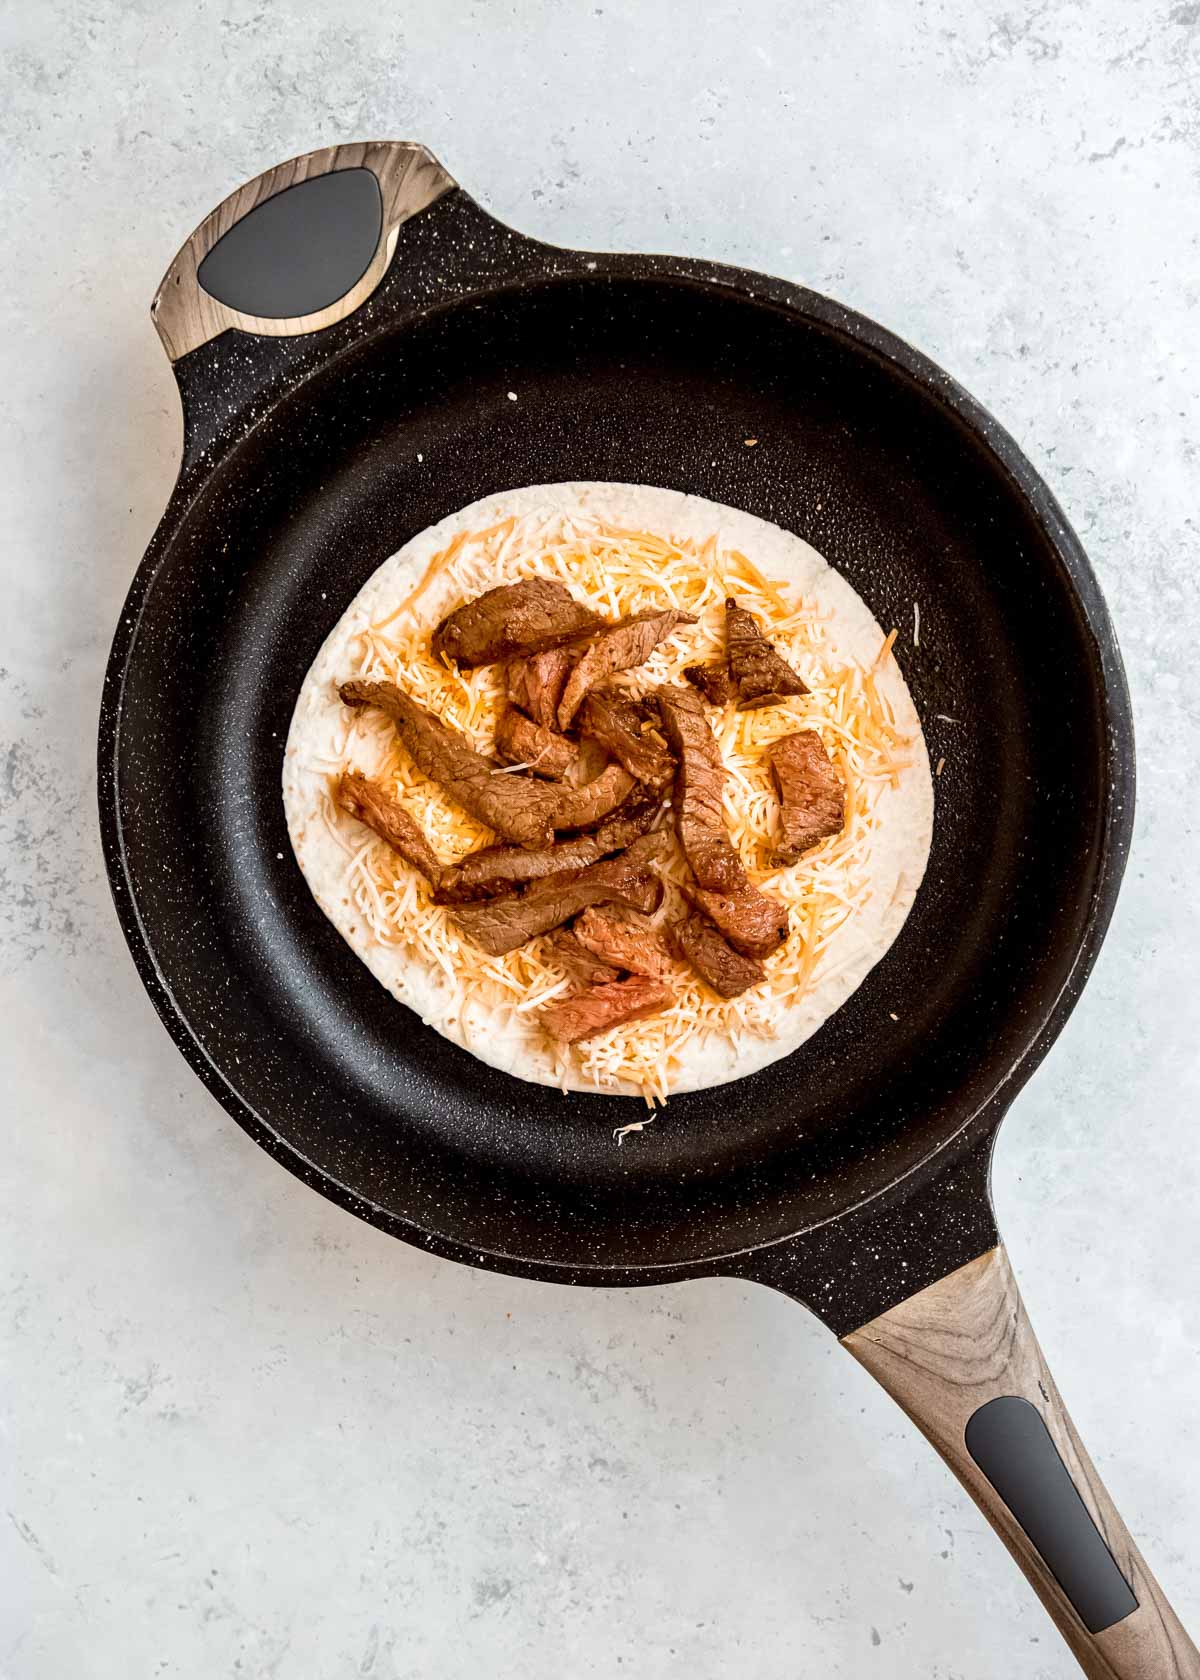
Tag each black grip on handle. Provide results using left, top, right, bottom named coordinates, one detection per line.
left=196, top=167, right=383, bottom=320
left=965, top=1396, right=1139, bottom=1634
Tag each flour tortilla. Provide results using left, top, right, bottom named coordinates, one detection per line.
left=283, top=482, right=933, bottom=1096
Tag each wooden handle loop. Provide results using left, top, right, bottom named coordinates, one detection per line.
left=151, top=141, right=456, bottom=361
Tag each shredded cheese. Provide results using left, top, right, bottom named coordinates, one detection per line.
left=312, top=512, right=913, bottom=1105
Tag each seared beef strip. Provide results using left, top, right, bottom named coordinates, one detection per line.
left=655, top=685, right=789, bottom=954
left=432, top=579, right=603, bottom=668
left=557, top=608, right=696, bottom=729
left=340, top=680, right=633, bottom=849
left=506, top=647, right=573, bottom=729
left=655, top=684, right=742, bottom=892
left=516, top=823, right=664, bottom=899
left=548, top=762, right=637, bottom=829
left=340, top=679, right=550, bottom=847
left=573, top=907, right=673, bottom=979
left=451, top=833, right=667, bottom=956
left=577, top=688, right=674, bottom=789
left=684, top=663, right=735, bottom=706
left=673, top=911, right=765, bottom=997
left=725, top=597, right=808, bottom=709
left=540, top=975, right=673, bottom=1044
left=545, top=928, right=620, bottom=987
left=436, top=796, right=663, bottom=901
left=767, top=731, right=845, bottom=865
left=682, top=876, right=789, bottom=960
left=495, top=706, right=586, bottom=783
left=335, top=772, right=443, bottom=887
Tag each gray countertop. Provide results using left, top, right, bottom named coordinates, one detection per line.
left=2, top=3, right=1198, bottom=1675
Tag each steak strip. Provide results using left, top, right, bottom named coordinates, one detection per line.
left=436, top=796, right=663, bottom=901
left=573, top=907, right=674, bottom=979
left=506, top=647, right=573, bottom=729
left=656, top=684, right=789, bottom=957
left=557, top=608, right=696, bottom=729
left=433, top=578, right=604, bottom=668
left=451, top=833, right=668, bottom=956
left=335, top=772, right=443, bottom=887
left=540, top=975, right=673, bottom=1044
left=340, top=679, right=549, bottom=847
left=767, top=731, right=845, bottom=865
left=547, top=762, right=637, bottom=829
left=725, top=597, right=809, bottom=709
left=340, top=680, right=633, bottom=849
left=673, top=911, right=765, bottom=997
left=655, top=684, right=743, bottom=892
left=681, top=876, right=789, bottom=961
left=577, top=688, right=675, bottom=789
left=684, top=663, right=735, bottom=706
left=494, top=706, right=586, bottom=783
left=545, top=928, right=620, bottom=987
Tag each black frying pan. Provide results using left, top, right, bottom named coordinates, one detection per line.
left=98, top=142, right=1198, bottom=1677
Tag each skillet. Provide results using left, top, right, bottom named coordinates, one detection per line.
left=98, top=141, right=1198, bottom=1676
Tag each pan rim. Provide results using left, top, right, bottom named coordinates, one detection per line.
left=98, top=246, right=1136, bottom=1283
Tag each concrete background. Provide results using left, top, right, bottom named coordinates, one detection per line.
left=2, top=2, right=1198, bottom=1675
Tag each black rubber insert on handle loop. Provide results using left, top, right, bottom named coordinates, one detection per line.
left=965, top=1396, right=1139, bottom=1634
left=196, top=167, right=383, bottom=320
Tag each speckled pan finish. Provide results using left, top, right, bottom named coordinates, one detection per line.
left=97, top=145, right=1134, bottom=1339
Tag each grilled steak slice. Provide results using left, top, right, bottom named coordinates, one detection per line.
left=495, top=706, right=585, bottom=782
left=506, top=647, right=573, bottom=729
left=451, top=833, right=667, bottom=955
left=548, top=762, right=637, bottom=829
left=540, top=975, right=673, bottom=1044
left=725, top=597, right=808, bottom=709
left=335, top=772, right=443, bottom=886
left=767, top=731, right=845, bottom=865
left=340, top=679, right=553, bottom=847
left=655, top=683, right=743, bottom=892
left=673, top=911, right=765, bottom=997
left=545, top=928, right=620, bottom=987
left=432, top=579, right=603, bottom=668
left=656, top=685, right=787, bottom=953
left=341, top=680, right=633, bottom=849
left=577, top=688, right=674, bottom=788
left=516, top=827, right=667, bottom=897
left=573, top=907, right=673, bottom=979
left=684, top=663, right=735, bottom=706
left=436, top=796, right=663, bottom=901
left=682, top=876, right=789, bottom=960
left=557, top=608, right=696, bottom=729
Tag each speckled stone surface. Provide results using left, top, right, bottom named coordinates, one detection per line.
left=2, top=4, right=1198, bottom=1676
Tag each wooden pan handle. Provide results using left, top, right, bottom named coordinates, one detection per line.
left=151, top=141, right=456, bottom=361
left=843, top=1247, right=1198, bottom=1677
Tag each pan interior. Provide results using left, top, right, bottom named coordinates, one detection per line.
left=111, top=275, right=1113, bottom=1270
